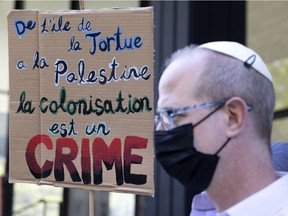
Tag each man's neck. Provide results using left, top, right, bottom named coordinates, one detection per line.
left=206, top=146, right=277, bottom=212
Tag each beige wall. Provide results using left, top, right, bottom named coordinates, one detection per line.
left=247, top=1, right=288, bottom=63
left=247, top=1, right=288, bottom=141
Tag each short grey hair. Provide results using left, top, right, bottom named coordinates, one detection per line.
left=166, top=45, right=275, bottom=141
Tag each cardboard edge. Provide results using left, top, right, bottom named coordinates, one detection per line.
left=38, top=6, right=153, bottom=15
left=7, top=7, right=155, bottom=197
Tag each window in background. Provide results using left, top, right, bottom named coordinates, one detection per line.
left=247, top=1, right=288, bottom=142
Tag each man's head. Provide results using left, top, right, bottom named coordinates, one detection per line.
left=157, top=42, right=275, bottom=143
left=154, top=41, right=276, bottom=191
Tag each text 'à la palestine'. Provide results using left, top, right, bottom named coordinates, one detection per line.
left=54, top=57, right=151, bottom=86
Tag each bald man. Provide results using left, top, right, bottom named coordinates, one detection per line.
left=154, top=42, right=288, bottom=215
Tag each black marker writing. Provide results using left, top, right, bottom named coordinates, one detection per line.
left=33, top=51, right=49, bottom=70
left=41, top=16, right=71, bottom=33
left=78, top=17, right=92, bottom=32
left=54, top=57, right=150, bottom=86
left=16, top=60, right=27, bottom=70
left=68, top=35, right=82, bottom=52
left=17, top=91, right=35, bottom=114
left=85, top=122, right=110, bottom=136
left=49, top=118, right=78, bottom=137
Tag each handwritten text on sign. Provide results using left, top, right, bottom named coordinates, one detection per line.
left=8, top=8, right=154, bottom=195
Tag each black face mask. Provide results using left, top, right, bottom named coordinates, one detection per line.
left=154, top=106, right=230, bottom=191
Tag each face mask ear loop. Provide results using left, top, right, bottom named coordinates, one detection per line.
left=193, top=102, right=226, bottom=128
left=215, top=138, right=231, bottom=156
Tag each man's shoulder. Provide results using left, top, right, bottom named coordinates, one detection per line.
left=190, top=172, right=288, bottom=216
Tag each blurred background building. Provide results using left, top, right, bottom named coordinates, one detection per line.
left=1, top=1, right=288, bottom=215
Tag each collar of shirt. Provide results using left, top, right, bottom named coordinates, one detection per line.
left=192, top=191, right=215, bottom=211
left=219, top=172, right=288, bottom=216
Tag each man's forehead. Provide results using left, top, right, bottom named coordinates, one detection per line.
left=159, top=51, right=205, bottom=88
left=157, top=53, right=206, bottom=110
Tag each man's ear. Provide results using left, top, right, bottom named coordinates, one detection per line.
left=224, top=97, right=249, bottom=138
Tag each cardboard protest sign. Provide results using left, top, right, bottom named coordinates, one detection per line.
left=8, top=7, right=154, bottom=196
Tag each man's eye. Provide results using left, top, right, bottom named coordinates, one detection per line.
left=165, top=110, right=174, bottom=116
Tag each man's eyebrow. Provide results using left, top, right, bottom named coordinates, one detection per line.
left=156, top=106, right=175, bottom=113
